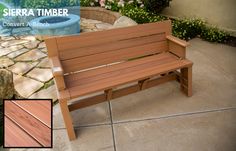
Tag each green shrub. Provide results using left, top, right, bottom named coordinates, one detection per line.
left=121, top=6, right=166, bottom=24
left=172, top=18, right=205, bottom=40
left=143, top=0, right=171, bottom=13
left=21, top=0, right=79, bottom=9
left=103, top=0, right=145, bottom=12
left=172, top=18, right=229, bottom=42
left=80, top=0, right=100, bottom=7
left=105, top=0, right=120, bottom=12
left=200, top=26, right=228, bottom=43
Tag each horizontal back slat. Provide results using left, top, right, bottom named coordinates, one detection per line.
left=59, top=33, right=166, bottom=61
left=50, top=20, right=172, bottom=73
left=62, top=41, right=168, bottom=73
left=56, top=20, right=171, bottom=50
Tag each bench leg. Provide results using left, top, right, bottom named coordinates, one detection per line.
left=59, top=99, right=76, bottom=140
left=180, top=66, right=192, bottom=97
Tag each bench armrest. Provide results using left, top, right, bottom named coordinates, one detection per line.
left=49, top=56, right=66, bottom=91
left=50, top=56, right=64, bottom=76
left=166, top=35, right=189, bottom=47
left=166, top=35, right=189, bottom=59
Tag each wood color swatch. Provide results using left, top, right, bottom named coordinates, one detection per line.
left=4, top=100, right=52, bottom=147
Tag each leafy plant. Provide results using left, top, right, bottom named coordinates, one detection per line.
left=172, top=18, right=205, bottom=40
left=21, top=0, right=79, bottom=9
left=200, top=26, right=228, bottom=43
left=171, top=18, right=229, bottom=42
left=80, top=0, right=100, bottom=7
left=121, top=6, right=166, bottom=24
left=143, top=0, right=171, bottom=13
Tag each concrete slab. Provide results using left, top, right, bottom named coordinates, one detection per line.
left=189, top=38, right=236, bottom=80
left=53, top=126, right=114, bottom=151
left=53, top=102, right=111, bottom=128
left=114, top=109, right=236, bottom=151
left=111, top=38, right=236, bottom=122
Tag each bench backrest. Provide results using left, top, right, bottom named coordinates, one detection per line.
left=45, top=20, right=172, bottom=73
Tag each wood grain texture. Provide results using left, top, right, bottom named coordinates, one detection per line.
left=4, top=100, right=51, bottom=147
left=55, top=20, right=171, bottom=49
left=13, top=100, right=51, bottom=128
left=61, top=40, right=168, bottom=72
left=4, top=117, right=41, bottom=147
left=63, top=52, right=192, bottom=98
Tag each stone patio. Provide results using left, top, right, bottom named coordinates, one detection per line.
left=0, top=18, right=119, bottom=102
left=1, top=19, right=236, bottom=150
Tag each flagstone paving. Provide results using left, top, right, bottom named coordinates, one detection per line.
left=9, top=62, right=38, bottom=75
left=0, top=18, right=119, bottom=102
left=13, top=74, right=44, bottom=98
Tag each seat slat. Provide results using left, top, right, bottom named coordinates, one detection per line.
left=64, top=53, right=192, bottom=98
left=65, top=53, right=177, bottom=87
left=69, top=60, right=192, bottom=98
left=67, top=57, right=176, bottom=88
left=65, top=53, right=176, bottom=83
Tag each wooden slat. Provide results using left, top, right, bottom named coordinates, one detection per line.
left=59, top=33, right=166, bottom=60
left=65, top=58, right=192, bottom=98
left=4, top=117, right=41, bottom=147
left=13, top=100, right=51, bottom=128
left=45, top=38, right=58, bottom=57
left=168, top=40, right=186, bottom=58
left=62, top=41, right=168, bottom=72
left=65, top=53, right=176, bottom=84
left=166, top=35, right=189, bottom=47
left=56, top=20, right=171, bottom=50
left=66, top=55, right=176, bottom=87
left=5, top=101, right=51, bottom=147
left=69, top=94, right=106, bottom=111
left=68, top=60, right=191, bottom=98
left=113, top=84, right=140, bottom=99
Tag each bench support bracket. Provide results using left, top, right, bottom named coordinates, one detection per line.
left=68, top=73, right=177, bottom=112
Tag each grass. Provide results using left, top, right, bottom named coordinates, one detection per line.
left=0, top=3, right=7, bottom=19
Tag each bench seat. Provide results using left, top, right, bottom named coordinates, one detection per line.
left=45, top=20, right=193, bottom=141
left=63, top=52, right=192, bottom=99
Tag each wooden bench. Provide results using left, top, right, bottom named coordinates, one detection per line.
left=45, top=20, right=193, bottom=140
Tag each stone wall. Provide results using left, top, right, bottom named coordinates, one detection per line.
left=80, top=7, right=121, bottom=24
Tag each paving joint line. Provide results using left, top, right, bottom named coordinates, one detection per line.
left=108, top=101, right=117, bottom=151
left=53, top=107, right=236, bottom=130
left=112, top=107, right=236, bottom=125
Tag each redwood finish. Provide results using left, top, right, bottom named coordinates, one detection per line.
left=4, top=117, right=41, bottom=147
left=4, top=100, right=52, bottom=147
left=45, top=20, right=193, bottom=141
